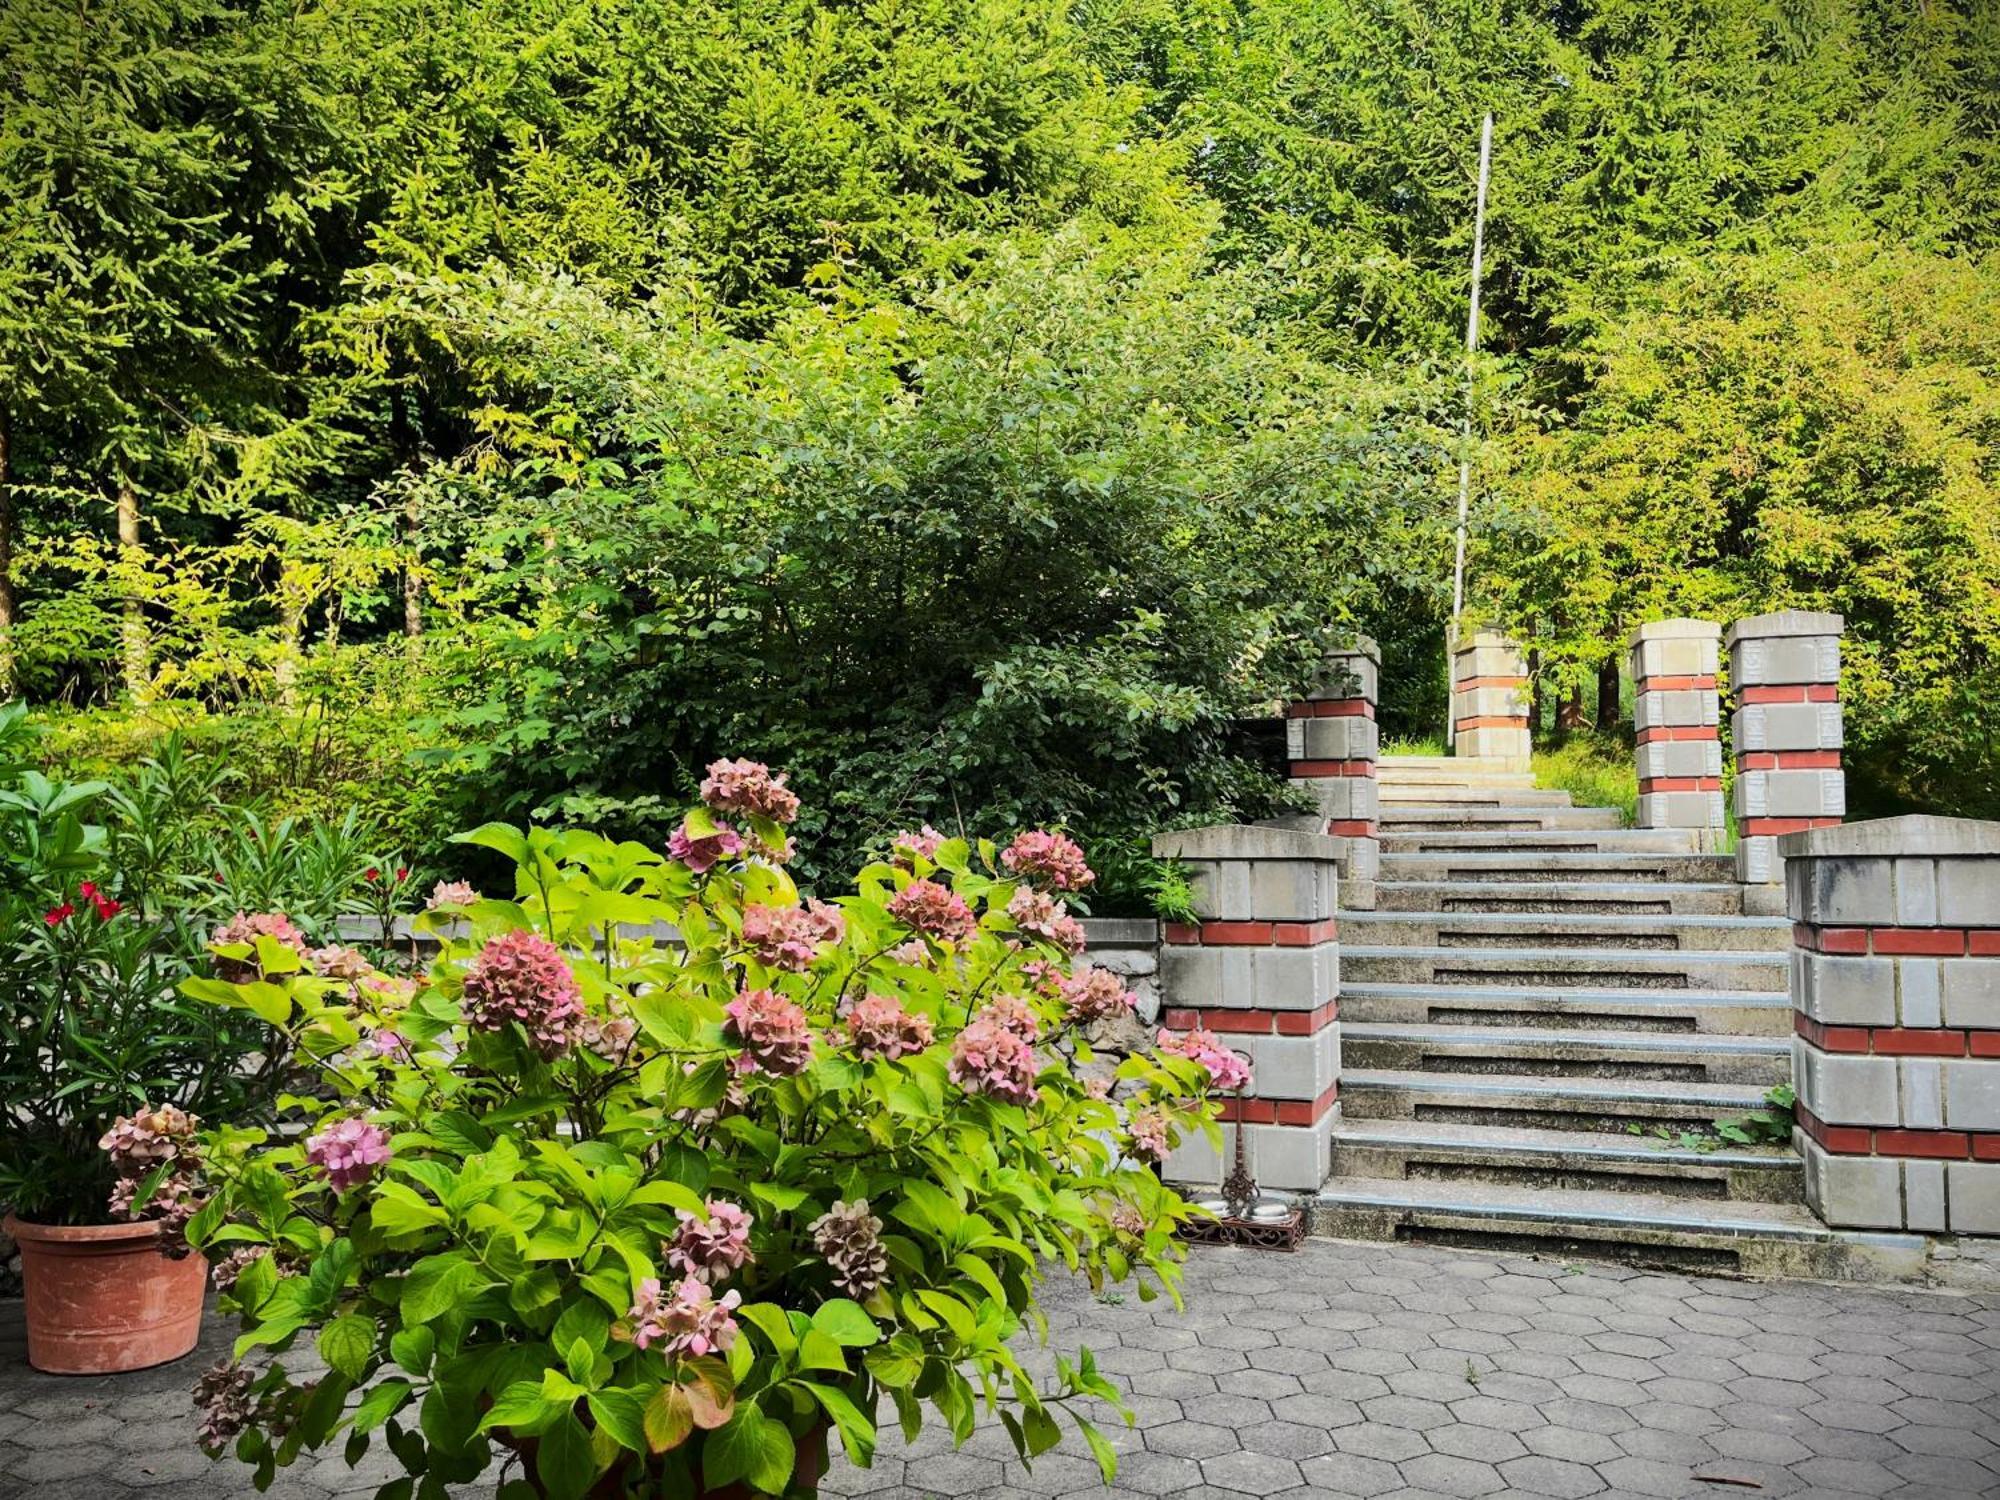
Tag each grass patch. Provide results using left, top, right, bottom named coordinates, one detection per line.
left=1381, top=734, right=1448, bottom=757
left=1533, top=733, right=1638, bottom=825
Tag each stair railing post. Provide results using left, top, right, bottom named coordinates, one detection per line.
left=1726, top=612, right=1846, bottom=915
left=1285, top=635, right=1379, bottom=910
left=1450, top=632, right=1531, bottom=768
left=1152, top=825, right=1343, bottom=1194
left=1629, top=619, right=1726, bottom=848
left=1785, top=817, right=2000, bottom=1236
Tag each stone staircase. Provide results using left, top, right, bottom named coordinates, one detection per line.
left=1311, top=755, right=1927, bottom=1279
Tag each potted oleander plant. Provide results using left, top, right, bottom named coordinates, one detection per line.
left=181, top=760, right=1247, bottom=1498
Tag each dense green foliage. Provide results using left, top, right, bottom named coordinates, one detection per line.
left=3, top=0, right=1994, bottom=853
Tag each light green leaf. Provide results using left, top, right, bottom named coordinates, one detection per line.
left=810, top=1299, right=880, bottom=1347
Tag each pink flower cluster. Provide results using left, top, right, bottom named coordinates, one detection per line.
left=669, top=816, right=745, bottom=874
left=1125, top=1105, right=1171, bottom=1164
left=700, top=758, right=800, bottom=825
left=1158, top=1026, right=1253, bottom=1093
left=983, top=992, right=1041, bottom=1042
left=210, top=911, right=307, bottom=981
left=578, top=1009, right=638, bottom=1061
left=427, top=880, right=479, bottom=910
left=461, top=930, right=584, bottom=1057
left=666, top=1198, right=754, bottom=1281
left=843, top=993, right=934, bottom=1061
left=1007, top=887, right=1085, bottom=954
left=741, top=900, right=844, bottom=971
left=194, top=1362, right=257, bottom=1449
left=628, top=1274, right=741, bottom=1357
left=724, top=988, right=814, bottom=1075
left=1060, top=967, right=1137, bottom=1024
left=305, top=1117, right=393, bottom=1193
left=100, top=1105, right=197, bottom=1175
left=888, top=878, right=978, bottom=944
left=100, top=1104, right=205, bottom=1252
left=890, top=826, right=946, bottom=866
left=1000, top=830, right=1094, bottom=891
left=949, top=1009, right=1040, bottom=1106
left=306, top=944, right=372, bottom=981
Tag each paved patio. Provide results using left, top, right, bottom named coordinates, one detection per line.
left=2, top=1239, right=1996, bottom=1499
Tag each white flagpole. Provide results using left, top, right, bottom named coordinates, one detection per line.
left=1446, top=113, right=1494, bottom=746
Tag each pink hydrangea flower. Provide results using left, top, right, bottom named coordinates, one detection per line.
left=306, top=944, right=372, bottom=981
left=628, top=1275, right=741, bottom=1356
left=461, top=930, right=585, bottom=1057
left=887, top=939, right=933, bottom=967
left=1060, top=967, right=1137, bottom=1024
left=99, top=1105, right=198, bottom=1175
left=304, top=1117, right=392, bottom=1193
left=890, top=826, right=946, bottom=866
left=1000, top=831, right=1094, bottom=891
left=950, top=1012, right=1040, bottom=1106
left=666, top=1199, right=754, bottom=1282
left=1125, top=1105, right=1172, bottom=1164
left=843, top=993, right=935, bottom=1061
left=741, top=900, right=844, bottom=971
left=1007, top=887, right=1086, bottom=953
left=1158, top=1026, right=1253, bottom=1093
left=700, top=758, right=801, bottom=825
left=427, top=880, right=479, bottom=910
left=210, top=911, right=307, bottom=981
left=888, top=879, right=978, bottom=944
left=669, top=816, right=745, bottom=874
left=578, top=1010, right=637, bottom=1061
left=983, top=992, right=1041, bottom=1042
left=723, top=988, right=814, bottom=1076
left=1020, top=958, right=1067, bottom=996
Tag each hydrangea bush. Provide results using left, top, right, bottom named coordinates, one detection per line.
left=179, top=763, right=1238, bottom=1499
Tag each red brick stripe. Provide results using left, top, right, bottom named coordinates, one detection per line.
left=1325, top=819, right=1377, bottom=838
left=1455, top=674, right=1528, bottom=691
left=1639, top=777, right=1721, bottom=794
left=1740, top=750, right=1841, bottom=770
left=1741, top=816, right=1840, bottom=837
left=1738, top=684, right=1838, bottom=704
left=1289, top=759, right=1376, bottom=778
left=1795, top=1013, right=2000, bottom=1057
left=1286, top=699, right=1375, bottom=719
left=1796, top=1104, right=2000, bottom=1161
left=1163, top=1000, right=1339, bottom=1036
left=1634, top=675, right=1718, bottom=692
left=1452, top=714, right=1529, bottom=730
left=1217, top=1081, right=1339, bottom=1126
left=1796, top=923, right=2000, bottom=958
left=1163, top=917, right=1338, bottom=948
left=1636, top=726, right=1718, bottom=744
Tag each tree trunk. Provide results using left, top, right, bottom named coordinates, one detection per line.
left=402, top=486, right=423, bottom=643
left=274, top=571, right=302, bottom=710
left=1596, top=655, right=1621, bottom=732
left=116, top=472, right=146, bottom=700
left=0, top=410, right=16, bottom=700
left=1558, top=682, right=1586, bottom=731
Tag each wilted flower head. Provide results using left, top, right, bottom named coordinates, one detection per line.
left=578, top=1008, right=638, bottom=1061
left=669, top=816, right=745, bottom=874
left=109, top=1169, right=204, bottom=1254
left=194, top=1362, right=257, bottom=1449
left=888, top=879, right=978, bottom=945
left=210, top=911, right=307, bottom=981
left=461, top=930, right=584, bottom=1057
left=723, top=988, right=814, bottom=1076
left=1000, top=830, right=1094, bottom=891
left=1007, top=887, right=1086, bottom=953
left=890, top=826, right=946, bottom=867
left=950, top=1013, right=1039, bottom=1106
left=700, top=758, right=800, bottom=825
left=1108, top=1201, right=1149, bottom=1238
left=1060, top=967, right=1137, bottom=1025
left=811, top=1198, right=888, bottom=1297
left=209, top=1245, right=266, bottom=1292
left=628, top=1275, right=741, bottom=1357
left=843, top=993, right=934, bottom=1062
left=305, top=1117, right=392, bottom=1193
left=741, top=900, right=844, bottom=972
left=1158, top=1026, right=1252, bottom=1093
left=427, top=880, right=479, bottom=910
left=1125, top=1104, right=1172, bottom=1165
left=887, top=939, right=934, bottom=968
left=666, top=1199, right=754, bottom=1282
left=100, top=1104, right=198, bottom=1174
left=306, top=944, right=373, bottom=982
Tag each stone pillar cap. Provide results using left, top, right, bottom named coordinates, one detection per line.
left=1777, top=815, right=2000, bottom=860
left=1627, top=617, right=1721, bottom=649
left=1322, top=634, right=1379, bottom=664
left=1453, top=630, right=1518, bottom=655
left=1725, top=610, right=1844, bottom=647
left=1152, top=824, right=1346, bottom=862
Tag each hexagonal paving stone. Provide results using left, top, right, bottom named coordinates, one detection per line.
left=1143, top=1421, right=1241, bottom=1460
left=1200, top=1449, right=1302, bottom=1494
left=1297, top=1450, right=1404, bottom=1497
left=1237, top=1421, right=1334, bottom=1460
left=1398, top=1451, right=1505, bottom=1497
left=1497, top=1453, right=1608, bottom=1499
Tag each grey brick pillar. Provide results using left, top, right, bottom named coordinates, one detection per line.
left=1451, top=632, right=1530, bottom=765
left=1286, top=635, right=1379, bottom=909
left=1629, top=619, right=1725, bottom=843
left=1786, top=817, right=2000, bottom=1235
left=1152, top=825, right=1342, bottom=1192
left=1727, top=611, right=1846, bottom=912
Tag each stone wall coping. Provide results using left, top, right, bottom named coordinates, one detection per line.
left=1778, top=815, right=2000, bottom=861
left=1454, top=630, right=1517, bottom=655
left=1725, top=610, right=1845, bottom=646
left=1627, top=617, right=1721, bottom=647
left=1078, top=916, right=1161, bottom=946
left=1151, top=823, right=1346, bottom=863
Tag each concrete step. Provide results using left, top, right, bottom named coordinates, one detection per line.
left=1328, top=1118, right=1803, bottom=1204
left=1339, top=981, right=1792, bottom=1037
left=1381, top=828, right=1703, bottom=854
left=1379, top=806, right=1625, bottom=833
left=1376, top=880, right=1747, bottom=916
left=1380, top=851, right=1736, bottom=883
left=1377, top=756, right=1524, bottom=773
left=1342, top=944, right=1788, bottom=992
left=1310, top=1177, right=1925, bottom=1281
left=1340, top=1068, right=1777, bottom=1133
left=1338, top=910, right=1792, bottom=953
left=1379, top=785, right=1574, bottom=806
left=1340, top=1022, right=1791, bottom=1085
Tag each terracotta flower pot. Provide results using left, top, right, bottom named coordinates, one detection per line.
left=4, top=1213, right=207, bottom=1374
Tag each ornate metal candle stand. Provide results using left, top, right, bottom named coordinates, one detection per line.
left=1177, top=1088, right=1305, bottom=1251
